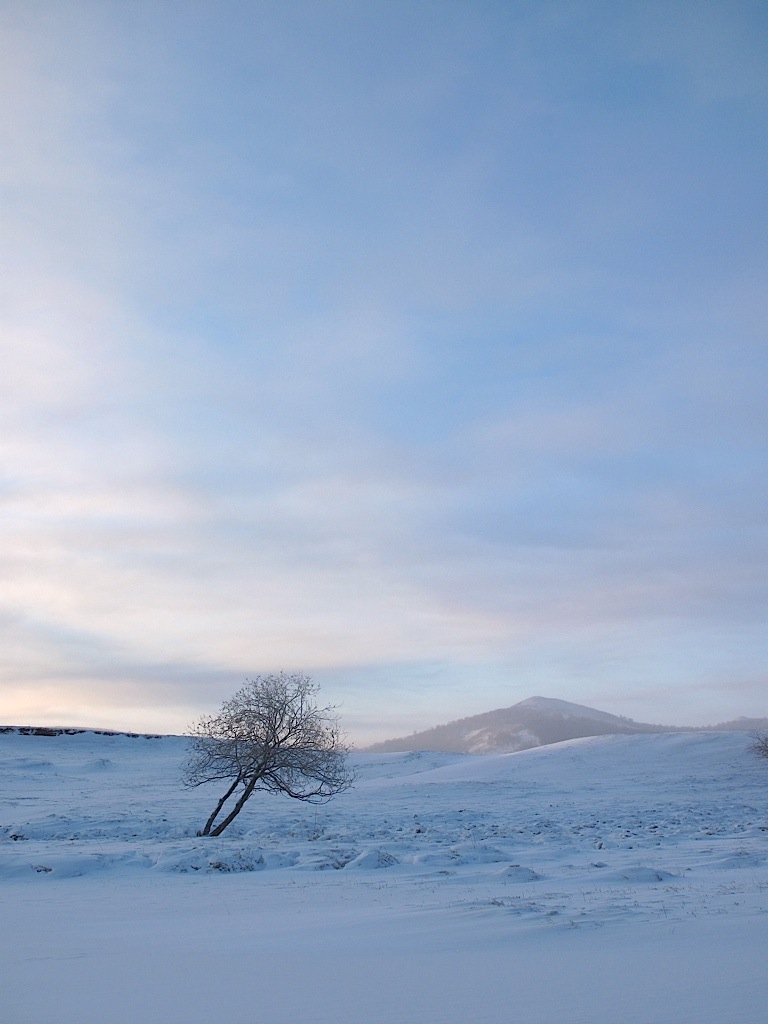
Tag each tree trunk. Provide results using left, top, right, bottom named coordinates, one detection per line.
left=199, top=775, right=242, bottom=836
left=207, top=771, right=263, bottom=836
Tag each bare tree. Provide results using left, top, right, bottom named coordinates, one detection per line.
left=183, top=673, right=353, bottom=837
left=751, top=731, right=768, bottom=760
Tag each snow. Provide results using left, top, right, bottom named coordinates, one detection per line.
left=1, top=729, right=766, bottom=1023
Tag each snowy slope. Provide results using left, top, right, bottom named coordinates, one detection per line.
left=1, top=729, right=767, bottom=1023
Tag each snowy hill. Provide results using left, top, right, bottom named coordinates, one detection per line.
left=364, top=695, right=675, bottom=753
left=1, top=726, right=765, bottom=878
left=1, top=727, right=766, bottom=1023
left=363, top=695, right=768, bottom=754
left=0, top=724, right=163, bottom=738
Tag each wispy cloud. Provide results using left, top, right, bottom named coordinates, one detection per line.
left=1, top=1, right=766, bottom=740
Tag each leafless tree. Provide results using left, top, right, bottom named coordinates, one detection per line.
left=183, top=673, right=353, bottom=837
left=751, top=731, right=768, bottom=760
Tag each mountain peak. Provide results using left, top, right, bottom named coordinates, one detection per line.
left=516, top=696, right=595, bottom=713
left=514, top=697, right=628, bottom=723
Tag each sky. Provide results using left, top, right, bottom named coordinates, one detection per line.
left=1, top=0, right=766, bottom=744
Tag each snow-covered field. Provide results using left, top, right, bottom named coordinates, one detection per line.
left=2, top=729, right=766, bottom=1023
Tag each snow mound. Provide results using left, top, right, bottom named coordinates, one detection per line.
left=498, top=864, right=543, bottom=882
left=347, top=848, right=399, bottom=870
left=612, top=866, right=681, bottom=883
left=709, top=851, right=766, bottom=870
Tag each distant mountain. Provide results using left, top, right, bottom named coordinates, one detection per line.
left=363, top=696, right=768, bottom=755
left=705, top=716, right=768, bottom=733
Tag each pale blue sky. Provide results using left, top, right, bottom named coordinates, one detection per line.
left=2, top=1, right=766, bottom=742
